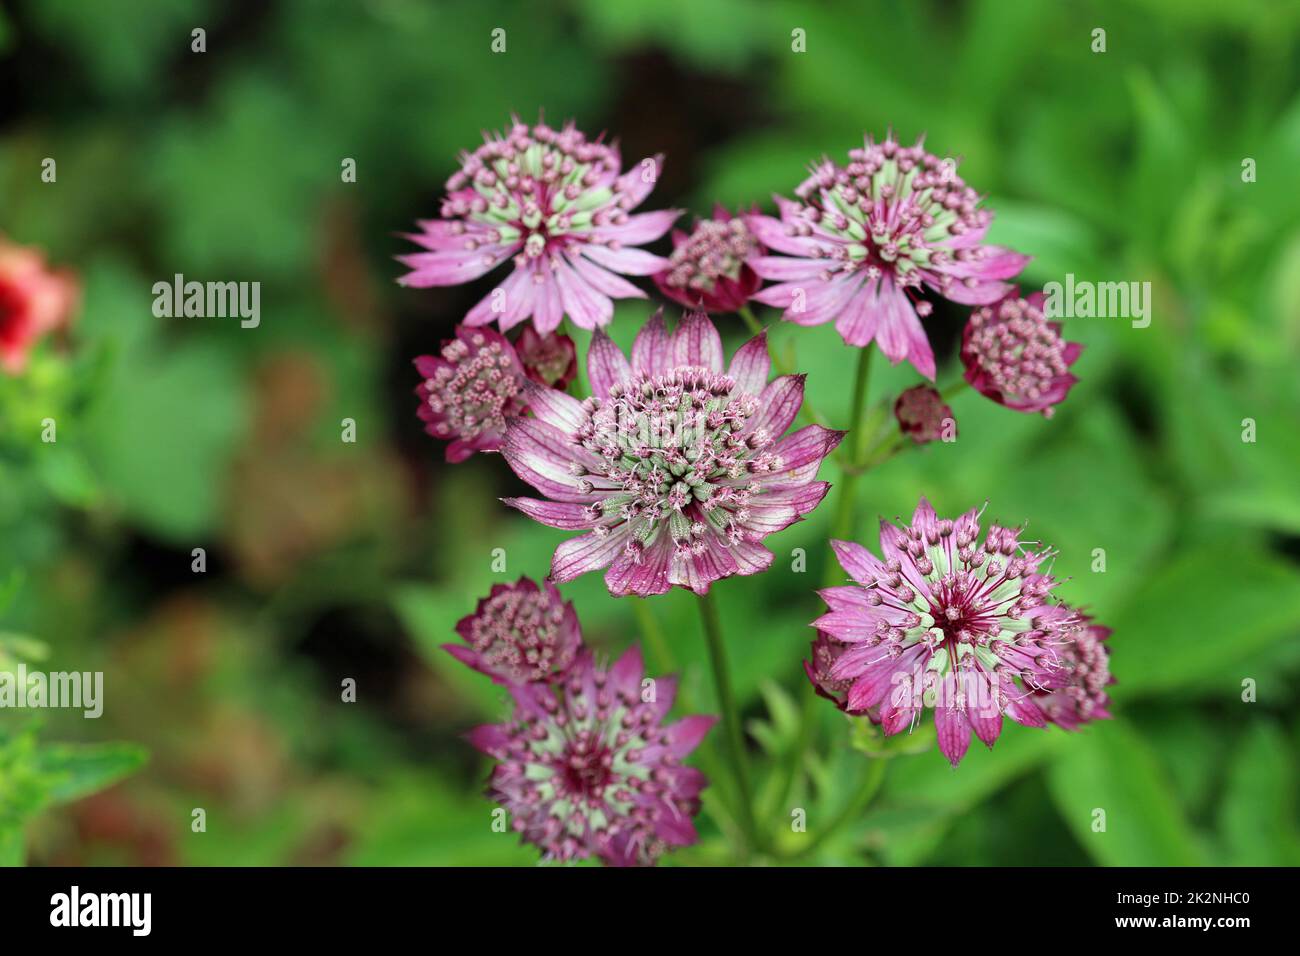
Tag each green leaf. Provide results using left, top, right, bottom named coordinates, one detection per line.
left=878, top=728, right=1063, bottom=865
left=86, top=342, right=248, bottom=541
left=1110, top=543, right=1300, bottom=695
left=1218, top=721, right=1300, bottom=865
left=35, top=742, right=148, bottom=805
left=1046, top=718, right=1201, bottom=866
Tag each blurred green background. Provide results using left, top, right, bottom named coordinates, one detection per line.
left=2, top=0, right=1299, bottom=866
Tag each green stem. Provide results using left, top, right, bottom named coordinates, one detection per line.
left=737, top=302, right=765, bottom=338
left=771, top=346, right=875, bottom=821
left=561, top=319, right=590, bottom=398
left=794, top=756, right=888, bottom=860
left=697, top=588, right=761, bottom=857
left=635, top=596, right=739, bottom=830
left=826, top=344, right=875, bottom=555
left=941, top=377, right=970, bottom=401
left=632, top=597, right=677, bottom=677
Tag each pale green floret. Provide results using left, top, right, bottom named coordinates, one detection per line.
left=571, top=186, right=614, bottom=214
left=999, top=616, right=1035, bottom=634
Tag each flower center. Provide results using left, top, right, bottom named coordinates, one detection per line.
left=789, top=139, right=993, bottom=294
left=572, top=367, right=782, bottom=558
left=559, top=733, right=616, bottom=799
left=424, top=336, right=522, bottom=440
left=468, top=589, right=572, bottom=682
left=967, top=297, right=1069, bottom=403
left=664, top=219, right=758, bottom=291
left=439, top=121, right=632, bottom=272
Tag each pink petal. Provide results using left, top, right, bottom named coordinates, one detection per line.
left=747, top=211, right=819, bottom=256
left=748, top=374, right=805, bottom=439
left=587, top=329, right=633, bottom=399
left=966, top=687, right=1004, bottom=748
left=874, top=277, right=935, bottom=380
left=612, top=155, right=663, bottom=208
left=551, top=530, right=627, bottom=582
left=665, top=715, right=717, bottom=757
left=727, top=332, right=772, bottom=396
left=610, top=645, right=645, bottom=698
left=948, top=246, right=1030, bottom=282
left=589, top=209, right=680, bottom=245
left=532, top=271, right=564, bottom=333
left=605, top=536, right=673, bottom=596
left=831, top=278, right=882, bottom=347
left=464, top=266, right=534, bottom=329
left=725, top=538, right=777, bottom=576
left=934, top=696, right=972, bottom=766
left=396, top=244, right=513, bottom=287
left=464, top=723, right=510, bottom=756
left=749, top=255, right=826, bottom=281
left=501, top=419, right=600, bottom=502
left=501, top=497, right=595, bottom=529
left=404, top=220, right=492, bottom=251
left=568, top=254, right=647, bottom=300
left=911, top=497, right=939, bottom=538
left=762, top=425, right=845, bottom=486
left=631, top=309, right=671, bottom=377
left=519, top=380, right=586, bottom=431
left=671, top=311, right=724, bottom=372
left=555, top=257, right=614, bottom=329
left=830, top=539, right=886, bottom=585
left=675, top=538, right=739, bottom=594
left=580, top=244, right=667, bottom=276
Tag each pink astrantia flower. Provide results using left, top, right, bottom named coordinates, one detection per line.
left=413, top=325, right=527, bottom=462
left=748, top=133, right=1030, bottom=379
left=466, top=646, right=715, bottom=866
left=813, top=497, right=1090, bottom=766
left=445, top=578, right=582, bottom=685
left=652, top=206, right=763, bottom=313
left=894, top=384, right=955, bottom=444
left=961, top=289, right=1081, bottom=417
left=501, top=310, right=844, bottom=596
left=515, top=325, right=578, bottom=390
left=397, top=115, right=677, bottom=333
left=0, top=237, right=78, bottom=375
left=1034, top=621, right=1113, bottom=730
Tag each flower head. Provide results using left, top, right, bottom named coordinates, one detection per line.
left=446, top=578, right=582, bottom=685
left=502, top=310, right=843, bottom=596
left=894, top=384, right=955, bottom=444
left=397, top=115, right=677, bottom=333
left=814, top=497, right=1092, bottom=766
left=413, top=325, right=527, bottom=462
left=961, top=289, right=1081, bottom=417
left=0, top=237, right=78, bottom=375
left=467, top=646, right=714, bottom=865
left=748, top=133, right=1029, bottom=378
left=804, top=631, right=855, bottom=710
left=1034, top=621, right=1113, bottom=730
left=653, top=206, right=763, bottom=313
left=515, top=325, right=578, bottom=390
